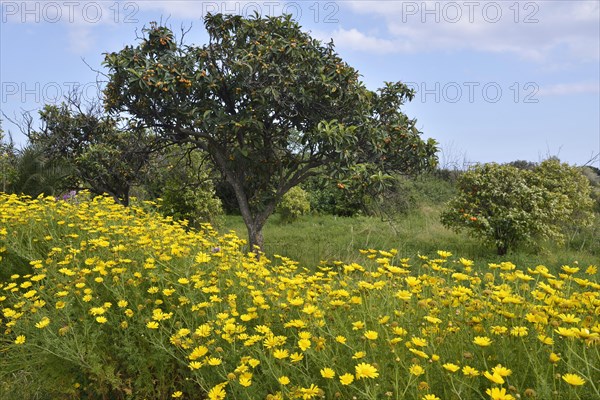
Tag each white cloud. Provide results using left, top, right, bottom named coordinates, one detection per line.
left=67, top=25, right=95, bottom=53
left=336, top=1, right=599, bottom=61
left=538, top=82, right=600, bottom=96
left=326, top=28, right=402, bottom=54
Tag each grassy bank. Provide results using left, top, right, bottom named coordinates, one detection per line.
left=222, top=205, right=600, bottom=271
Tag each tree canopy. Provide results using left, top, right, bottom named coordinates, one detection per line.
left=103, top=13, right=437, bottom=248
left=29, top=96, right=157, bottom=205
left=441, top=160, right=595, bottom=255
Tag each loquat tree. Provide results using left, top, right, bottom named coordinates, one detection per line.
left=103, top=14, right=437, bottom=249
left=441, top=160, right=595, bottom=255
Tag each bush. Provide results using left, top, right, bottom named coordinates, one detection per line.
left=303, top=175, right=364, bottom=217
left=581, top=166, right=600, bottom=213
left=441, top=160, right=595, bottom=255
left=277, top=186, right=311, bottom=223
left=142, top=148, right=223, bottom=227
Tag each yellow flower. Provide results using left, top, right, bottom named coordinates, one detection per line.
left=562, top=373, right=585, bottom=386
left=207, top=357, right=222, bottom=366
left=422, top=395, right=441, bottom=400
left=171, top=391, right=183, bottom=398
left=35, top=317, right=50, bottom=329
left=484, top=370, right=505, bottom=385
left=339, top=373, right=354, bottom=385
left=352, top=321, right=365, bottom=330
left=14, top=335, right=26, bottom=345
left=117, top=300, right=128, bottom=308
left=395, top=290, right=412, bottom=300
left=320, top=368, right=335, bottom=378
left=290, top=352, right=304, bottom=363
left=352, top=351, right=366, bottom=359
left=410, top=364, right=425, bottom=376
left=490, top=326, right=508, bottom=335
left=437, top=250, right=452, bottom=258
left=424, top=315, right=442, bottom=324
left=473, top=336, right=492, bottom=346
left=364, top=330, right=378, bottom=340
left=273, top=348, right=289, bottom=359
left=549, top=352, right=561, bottom=364
left=207, top=383, right=227, bottom=400
left=335, top=335, right=347, bottom=344
left=298, top=338, right=311, bottom=351
left=443, top=363, right=460, bottom=372
left=537, top=334, right=553, bottom=345
left=239, top=373, right=252, bottom=387
left=510, top=326, right=528, bottom=337
left=195, top=252, right=211, bottom=263
left=299, top=384, right=320, bottom=399
left=555, top=327, right=578, bottom=338
left=146, top=321, right=159, bottom=329
left=96, top=316, right=107, bottom=324
left=558, top=313, right=581, bottom=324
left=188, top=361, right=202, bottom=370
left=462, top=365, right=480, bottom=377
left=355, top=362, right=379, bottom=379
left=409, top=348, right=429, bottom=359
left=189, top=346, right=209, bottom=360
left=411, top=337, right=428, bottom=347
left=486, top=387, right=516, bottom=400
left=492, top=364, right=512, bottom=377
left=278, top=376, right=290, bottom=385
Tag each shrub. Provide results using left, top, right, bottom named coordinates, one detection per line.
left=142, top=148, right=223, bottom=227
left=302, top=175, right=364, bottom=217
left=277, top=186, right=311, bottom=223
left=441, top=160, right=595, bottom=255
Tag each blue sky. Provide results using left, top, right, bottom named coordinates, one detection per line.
left=1, top=1, right=599, bottom=167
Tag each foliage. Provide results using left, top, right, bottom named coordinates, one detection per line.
left=0, top=122, right=17, bottom=193
left=8, top=143, right=73, bottom=197
left=29, top=97, right=156, bottom=205
left=581, top=166, right=600, bottom=213
left=365, top=174, right=457, bottom=218
left=142, top=146, right=224, bottom=227
left=441, top=160, right=595, bottom=255
left=1, top=193, right=599, bottom=400
left=276, top=186, right=310, bottom=223
left=102, top=14, right=437, bottom=249
left=303, top=174, right=365, bottom=217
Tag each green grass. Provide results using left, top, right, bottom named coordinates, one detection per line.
left=222, top=205, right=600, bottom=270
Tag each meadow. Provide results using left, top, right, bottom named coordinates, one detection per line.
left=1, top=192, right=599, bottom=399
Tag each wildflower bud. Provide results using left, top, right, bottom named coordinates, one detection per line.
left=523, top=388, right=536, bottom=397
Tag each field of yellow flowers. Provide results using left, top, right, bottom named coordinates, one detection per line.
left=1, top=192, right=599, bottom=400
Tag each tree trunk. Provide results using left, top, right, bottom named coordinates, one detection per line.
left=226, top=178, right=270, bottom=252
left=497, top=244, right=508, bottom=256
left=246, top=221, right=265, bottom=252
